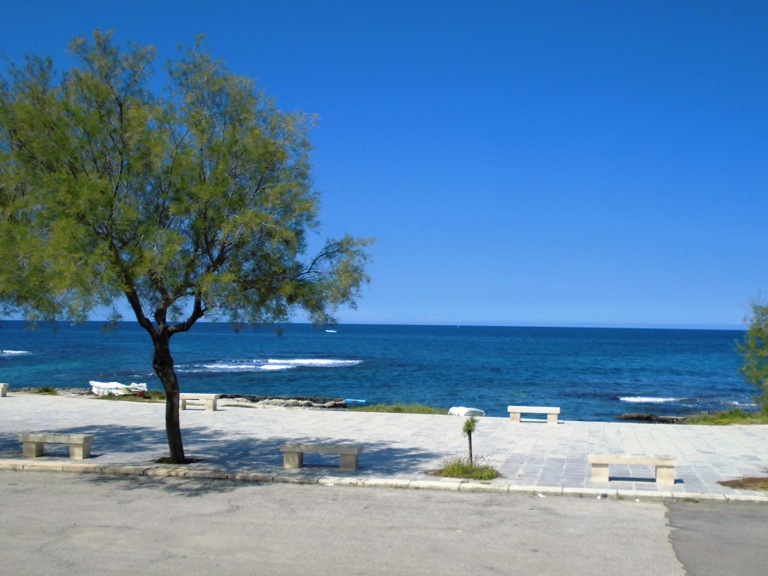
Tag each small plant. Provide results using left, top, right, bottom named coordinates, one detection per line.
left=463, top=416, right=477, bottom=465
left=437, top=456, right=500, bottom=480
left=35, top=386, right=58, bottom=395
left=434, top=415, right=501, bottom=480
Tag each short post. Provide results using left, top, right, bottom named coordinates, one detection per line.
left=204, top=397, right=217, bottom=411
left=655, top=463, right=676, bottom=486
left=0, top=383, right=9, bottom=397
left=590, top=462, right=610, bottom=483
left=22, top=440, right=45, bottom=458
left=546, top=413, right=559, bottom=425
left=339, top=452, right=359, bottom=471
left=69, top=437, right=94, bottom=460
left=282, top=450, right=303, bottom=469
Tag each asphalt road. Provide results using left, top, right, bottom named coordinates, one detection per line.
left=1, top=471, right=766, bottom=575
left=667, top=500, right=768, bottom=576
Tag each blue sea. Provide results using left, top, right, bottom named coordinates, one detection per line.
left=0, top=321, right=755, bottom=421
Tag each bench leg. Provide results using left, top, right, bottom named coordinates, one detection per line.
left=509, top=413, right=521, bottom=423
left=591, top=463, right=610, bottom=483
left=339, top=453, right=359, bottom=471
left=69, top=443, right=91, bottom=460
left=204, top=399, right=217, bottom=411
left=283, top=451, right=303, bottom=469
left=655, top=465, right=675, bottom=486
left=547, top=414, right=558, bottom=425
left=180, top=398, right=188, bottom=410
left=22, top=441, right=45, bottom=458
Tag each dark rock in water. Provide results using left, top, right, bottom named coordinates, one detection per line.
left=219, top=394, right=347, bottom=409
left=618, top=413, right=687, bottom=423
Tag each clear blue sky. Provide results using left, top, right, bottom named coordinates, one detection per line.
left=2, top=1, right=766, bottom=328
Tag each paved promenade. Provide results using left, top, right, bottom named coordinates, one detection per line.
left=1, top=392, right=767, bottom=501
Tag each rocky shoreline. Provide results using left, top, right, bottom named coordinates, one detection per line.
left=14, top=388, right=701, bottom=419
left=218, top=394, right=347, bottom=409
left=15, top=387, right=348, bottom=410
left=618, top=412, right=689, bottom=423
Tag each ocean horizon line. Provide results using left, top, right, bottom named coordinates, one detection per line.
left=0, top=318, right=747, bottom=332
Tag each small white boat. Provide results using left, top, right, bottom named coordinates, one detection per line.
left=448, top=406, right=486, bottom=417
left=89, top=381, right=147, bottom=396
left=325, top=329, right=337, bottom=333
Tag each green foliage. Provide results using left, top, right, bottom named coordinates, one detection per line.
left=0, top=31, right=372, bottom=462
left=718, top=477, right=768, bottom=491
left=95, top=390, right=166, bottom=403
left=0, top=30, right=372, bottom=327
left=437, top=456, right=501, bottom=480
left=350, top=403, right=448, bottom=414
left=739, top=302, right=768, bottom=413
left=34, top=386, right=58, bottom=395
left=684, top=409, right=768, bottom=425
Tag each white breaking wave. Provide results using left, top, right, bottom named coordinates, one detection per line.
left=179, top=358, right=362, bottom=373
left=726, top=400, right=758, bottom=408
left=202, top=363, right=260, bottom=371
left=619, top=396, right=682, bottom=403
left=1, top=350, right=31, bottom=356
left=266, top=359, right=362, bottom=368
left=259, top=364, right=295, bottom=371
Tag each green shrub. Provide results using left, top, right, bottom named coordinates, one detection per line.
left=351, top=403, right=448, bottom=415
left=437, top=456, right=501, bottom=480
left=685, top=409, right=768, bottom=425
left=95, top=390, right=166, bottom=402
left=34, top=386, right=58, bottom=395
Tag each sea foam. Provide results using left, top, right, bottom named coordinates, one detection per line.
left=183, top=358, right=362, bottom=373
left=265, top=359, right=362, bottom=368
left=619, top=396, right=682, bottom=403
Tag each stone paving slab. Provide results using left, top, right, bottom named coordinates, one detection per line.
left=1, top=392, right=767, bottom=501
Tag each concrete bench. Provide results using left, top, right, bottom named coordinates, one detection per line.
left=19, top=432, right=94, bottom=460
left=507, top=405, right=560, bottom=424
left=588, top=454, right=677, bottom=486
left=0, top=383, right=8, bottom=397
left=280, top=444, right=363, bottom=471
left=179, top=393, right=219, bottom=412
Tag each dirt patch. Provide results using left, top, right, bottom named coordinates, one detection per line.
left=718, top=477, right=768, bottom=491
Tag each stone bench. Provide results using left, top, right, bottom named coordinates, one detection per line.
left=280, top=444, right=363, bottom=471
left=507, top=405, right=560, bottom=424
left=179, top=393, right=219, bottom=412
left=0, top=383, right=8, bottom=397
left=588, top=454, right=677, bottom=486
left=19, top=432, right=94, bottom=460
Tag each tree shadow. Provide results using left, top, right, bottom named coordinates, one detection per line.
left=84, top=473, right=257, bottom=497
left=609, top=475, right=683, bottom=485
left=1, top=423, right=444, bottom=497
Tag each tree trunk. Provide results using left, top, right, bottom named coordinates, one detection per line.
left=152, top=331, right=186, bottom=463
left=467, top=433, right=473, bottom=466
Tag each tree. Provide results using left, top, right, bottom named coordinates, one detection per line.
left=0, top=31, right=372, bottom=463
left=739, top=301, right=768, bottom=414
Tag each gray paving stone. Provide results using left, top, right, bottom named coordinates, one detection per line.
left=0, top=393, right=767, bottom=500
